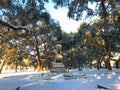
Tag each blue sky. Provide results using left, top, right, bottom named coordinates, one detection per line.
left=45, top=2, right=81, bottom=33
left=45, top=2, right=98, bottom=33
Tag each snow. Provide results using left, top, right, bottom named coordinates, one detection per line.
left=0, top=68, right=120, bottom=90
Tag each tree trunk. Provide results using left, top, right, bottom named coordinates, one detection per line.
left=104, top=61, right=107, bottom=69
left=97, top=59, right=100, bottom=70
left=35, top=43, right=42, bottom=72
left=78, top=59, right=82, bottom=71
left=104, top=59, right=112, bottom=71
left=97, top=56, right=103, bottom=70
left=116, top=61, right=119, bottom=69
left=67, top=60, right=71, bottom=72
left=116, top=61, right=118, bottom=69
left=0, top=60, right=5, bottom=73
left=78, top=65, right=82, bottom=71
left=107, top=60, right=112, bottom=71
left=106, top=54, right=112, bottom=71
left=35, top=53, right=41, bottom=72
left=0, top=66, right=3, bottom=74
left=35, top=52, right=42, bottom=72
left=89, top=60, right=92, bottom=69
left=15, top=61, right=18, bottom=72
left=36, top=64, right=41, bottom=72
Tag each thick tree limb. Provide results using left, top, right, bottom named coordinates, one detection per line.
left=0, top=19, right=29, bottom=32
left=101, top=0, right=108, bottom=22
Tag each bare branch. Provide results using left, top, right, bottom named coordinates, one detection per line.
left=0, top=19, right=29, bottom=32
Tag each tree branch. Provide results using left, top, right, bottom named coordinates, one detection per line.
left=0, top=19, right=29, bottom=32
left=101, top=0, right=108, bottom=22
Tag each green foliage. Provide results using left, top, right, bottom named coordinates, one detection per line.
left=0, top=0, right=120, bottom=70
left=68, top=0, right=94, bottom=20
left=101, top=29, right=120, bottom=52
left=0, top=0, right=50, bottom=26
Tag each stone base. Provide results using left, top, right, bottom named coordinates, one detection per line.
left=51, top=63, right=67, bottom=73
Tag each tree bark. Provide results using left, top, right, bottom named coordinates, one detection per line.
left=104, top=61, right=107, bottom=69
left=35, top=46, right=42, bottom=72
left=107, top=60, right=112, bottom=71
left=104, top=59, right=112, bottom=71
left=34, top=35, right=42, bottom=72
left=36, top=55, right=41, bottom=72
left=36, top=64, right=41, bottom=72
left=0, top=19, right=29, bottom=32
left=0, top=60, right=5, bottom=73
left=89, top=60, right=92, bottom=69
left=15, top=61, right=18, bottom=72
left=78, top=59, right=82, bottom=71
left=116, top=61, right=119, bottom=69
left=101, top=0, right=108, bottom=22
left=97, top=60, right=100, bottom=70
left=97, top=56, right=103, bottom=70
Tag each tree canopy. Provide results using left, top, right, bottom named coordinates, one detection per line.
left=0, top=0, right=120, bottom=72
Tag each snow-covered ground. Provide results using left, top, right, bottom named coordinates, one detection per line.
left=0, top=68, right=120, bottom=90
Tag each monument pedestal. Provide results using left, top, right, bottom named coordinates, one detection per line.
left=51, top=44, right=66, bottom=73
left=51, top=63, right=66, bottom=73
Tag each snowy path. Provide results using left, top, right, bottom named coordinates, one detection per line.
left=0, top=69, right=120, bottom=90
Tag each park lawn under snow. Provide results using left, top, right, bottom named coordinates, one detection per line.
left=0, top=68, right=120, bottom=90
